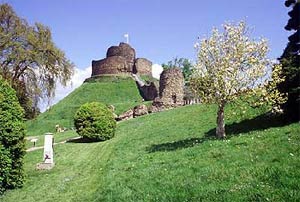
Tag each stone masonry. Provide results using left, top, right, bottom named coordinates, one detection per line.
left=151, top=68, right=184, bottom=111
left=91, top=42, right=152, bottom=76
left=133, top=58, right=152, bottom=75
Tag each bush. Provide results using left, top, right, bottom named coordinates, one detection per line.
left=74, top=102, right=116, bottom=141
left=0, top=144, right=12, bottom=193
left=0, top=77, right=25, bottom=194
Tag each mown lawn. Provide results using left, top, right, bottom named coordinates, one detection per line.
left=2, top=104, right=299, bottom=201
left=26, top=75, right=143, bottom=136
left=25, top=131, right=79, bottom=149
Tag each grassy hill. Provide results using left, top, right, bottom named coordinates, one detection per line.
left=2, top=104, right=299, bottom=201
left=26, top=75, right=144, bottom=136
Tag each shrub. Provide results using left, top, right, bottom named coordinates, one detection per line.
left=0, top=77, right=25, bottom=194
left=0, top=144, right=12, bottom=193
left=74, top=102, right=116, bottom=141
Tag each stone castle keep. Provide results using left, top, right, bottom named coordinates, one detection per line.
left=91, top=42, right=152, bottom=76
left=90, top=42, right=185, bottom=114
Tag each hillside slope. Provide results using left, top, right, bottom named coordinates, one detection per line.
left=26, top=75, right=143, bottom=136
left=2, top=104, right=299, bottom=201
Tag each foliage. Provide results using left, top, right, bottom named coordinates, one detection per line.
left=0, top=144, right=11, bottom=194
left=190, top=21, right=286, bottom=138
left=162, top=57, right=193, bottom=81
left=279, top=0, right=300, bottom=121
left=0, top=3, right=74, bottom=119
left=0, top=77, right=25, bottom=194
left=1, top=104, right=300, bottom=201
left=26, top=75, right=143, bottom=136
left=74, top=102, right=116, bottom=141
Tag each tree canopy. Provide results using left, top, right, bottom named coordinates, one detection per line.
left=162, top=57, right=193, bottom=82
left=0, top=3, right=74, bottom=118
left=190, top=21, right=285, bottom=138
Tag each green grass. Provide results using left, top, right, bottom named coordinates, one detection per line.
left=26, top=75, right=143, bottom=136
left=2, top=104, right=300, bottom=201
left=25, top=131, right=78, bottom=149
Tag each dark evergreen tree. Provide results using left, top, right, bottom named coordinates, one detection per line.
left=279, top=0, right=300, bottom=121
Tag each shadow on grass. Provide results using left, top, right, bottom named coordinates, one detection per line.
left=146, top=137, right=214, bottom=153
left=66, top=137, right=103, bottom=143
left=147, top=113, right=291, bottom=153
left=205, top=113, right=291, bottom=138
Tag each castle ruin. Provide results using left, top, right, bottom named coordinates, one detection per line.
left=91, top=42, right=152, bottom=76
left=90, top=43, right=186, bottom=112
left=151, top=68, right=184, bottom=112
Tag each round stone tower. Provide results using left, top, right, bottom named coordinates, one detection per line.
left=91, top=42, right=136, bottom=76
left=159, top=68, right=184, bottom=107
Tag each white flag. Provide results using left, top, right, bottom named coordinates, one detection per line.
left=124, top=33, right=129, bottom=43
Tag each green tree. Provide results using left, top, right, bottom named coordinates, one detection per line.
left=279, top=0, right=300, bottom=121
left=0, top=76, right=25, bottom=193
left=0, top=3, right=74, bottom=119
left=190, top=21, right=286, bottom=138
left=162, top=57, right=193, bottom=81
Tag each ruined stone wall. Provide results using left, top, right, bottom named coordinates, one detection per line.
left=133, top=58, right=152, bottom=75
left=92, top=56, right=130, bottom=75
left=137, top=81, right=158, bottom=101
left=158, top=68, right=184, bottom=107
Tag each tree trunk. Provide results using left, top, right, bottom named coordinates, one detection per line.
left=216, top=102, right=226, bottom=138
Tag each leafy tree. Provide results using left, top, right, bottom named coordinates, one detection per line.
left=190, top=21, right=286, bottom=138
left=162, top=57, right=193, bottom=81
left=0, top=3, right=74, bottom=118
left=0, top=76, right=25, bottom=193
left=279, top=0, right=300, bottom=121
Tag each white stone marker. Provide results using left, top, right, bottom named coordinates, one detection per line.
left=43, top=133, right=54, bottom=164
left=36, top=133, right=55, bottom=170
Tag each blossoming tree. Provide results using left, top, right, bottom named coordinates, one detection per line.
left=190, top=21, right=286, bottom=138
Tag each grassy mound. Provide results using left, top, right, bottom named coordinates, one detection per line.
left=2, top=104, right=299, bottom=201
left=26, top=75, right=143, bottom=136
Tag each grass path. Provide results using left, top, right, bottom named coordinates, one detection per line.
left=26, top=136, right=81, bottom=152
left=25, top=131, right=79, bottom=150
